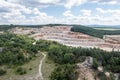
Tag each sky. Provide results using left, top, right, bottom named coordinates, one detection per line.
left=0, top=0, right=120, bottom=25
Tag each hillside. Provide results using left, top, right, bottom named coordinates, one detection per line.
left=0, top=33, right=38, bottom=76
left=0, top=34, right=119, bottom=80
left=0, top=26, right=120, bottom=80
left=71, top=25, right=120, bottom=38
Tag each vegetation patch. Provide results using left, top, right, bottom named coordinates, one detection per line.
left=15, top=67, right=27, bottom=75
left=71, top=25, right=120, bottom=38
left=0, top=32, right=119, bottom=80
left=35, top=40, right=120, bottom=80
left=0, top=69, right=6, bottom=76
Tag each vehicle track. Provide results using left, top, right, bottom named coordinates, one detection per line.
left=39, top=52, right=46, bottom=80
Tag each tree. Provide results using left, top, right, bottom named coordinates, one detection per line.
left=93, top=58, right=99, bottom=69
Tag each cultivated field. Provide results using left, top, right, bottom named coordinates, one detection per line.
left=94, top=27, right=120, bottom=31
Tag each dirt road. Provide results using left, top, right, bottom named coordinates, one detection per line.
left=39, top=52, right=46, bottom=80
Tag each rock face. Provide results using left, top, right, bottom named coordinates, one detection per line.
left=103, top=35, right=120, bottom=44
left=76, top=57, right=98, bottom=80
left=76, top=64, right=96, bottom=80
left=103, top=35, right=120, bottom=51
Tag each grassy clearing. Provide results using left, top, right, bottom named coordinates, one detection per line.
left=42, top=53, right=57, bottom=80
left=94, top=28, right=120, bottom=31
left=0, top=52, right=43, bottom=80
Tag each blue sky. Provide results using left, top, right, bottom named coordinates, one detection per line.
left=0, top=0, right=120, bottom=25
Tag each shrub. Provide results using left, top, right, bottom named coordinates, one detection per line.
left=0, top=69, right=6, bottom=76
left=15, top=67, right=27, bottom=75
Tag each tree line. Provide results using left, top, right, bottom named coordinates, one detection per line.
left=71, top=25, right=120, bottom=38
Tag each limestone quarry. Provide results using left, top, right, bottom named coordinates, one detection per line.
left=10, top=26, right=120, bottom=52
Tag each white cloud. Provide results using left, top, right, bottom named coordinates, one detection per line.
left=0, top=0, right=32, bottom=14
left=96, top=8, right=105, bottom=13
left=90, top=0, right=119, bottom=5
left=0, top=0, right=57, bottom=25
left=105, top=1, right=117, bottom=5
left=63, top=10, right=74, bottom=17
left=64, top=0, right=86, bottom=9
left=96, top=8, right=120, bottom=15
left=62, top=8, right=120, bottom=25
left=80, top=9, right=91, bottom=16
left=7, top=0, right=61, bottom=8
left=33, top=8, right=46, bottom=16
left=38, top=0, right=60, bottom=4
left=3, top=0, right=120, bottom=10
left=0, top=0, right=120, bottom=25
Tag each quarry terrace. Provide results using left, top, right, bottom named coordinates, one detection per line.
left=10, top=26, right=120, bottom=52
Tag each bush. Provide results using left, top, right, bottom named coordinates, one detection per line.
left=93, top=58, right=99, bottom=69
left=15, top=67, right=27, bottom=75
left=0, top=69, right=6, bottom=76
left=97, top=72, right=107, bottom=80
left=29, top=68, right=32, bottom=70
left=50, top=64, right=76, bottom=80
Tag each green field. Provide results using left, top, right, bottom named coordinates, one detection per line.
left=94, top=27, right=120, bottom=31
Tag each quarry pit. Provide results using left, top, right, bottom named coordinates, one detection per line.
left=10, top=26, right=120, bottom=52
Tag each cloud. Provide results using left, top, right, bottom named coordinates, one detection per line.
left=80, top=9, right=91, bottom=16
left=96, top=8, right=120, bottom=15
left=0, top=7, right=10, bottom=13
left=7, top=0, right=61, bottom=8
left=96, top=8, right=105, bottom=13
left=0, top=0, right=57, bottom=25
left=63, top=0, right=120, bottom=9
left=63, top=10, right=74, bottom=17
left=38, top=0, right=61, bottom=4
left=0, top=0, right=120, bottom=25
left=0, top=7, right=57, bottom=25
left=91, top=0, right=118, bottom=5
left=0, top=0, right=32, bottom=14
left=62, top=9, right=120, bottom=25
left=64, top=0, right=86, bottom=9
left=4, top=0, right=120, bottom=10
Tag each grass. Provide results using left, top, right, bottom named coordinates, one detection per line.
left=0, top=52, right=56, bottom=80
left=42, top=53, right=57, bottom=80
left=0, top=52, right=43, bottom=80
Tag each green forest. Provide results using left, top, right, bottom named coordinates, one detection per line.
left=0, top=33, right=38, bottom=66
left=71, top=25, right=120, bottom=38
left=0, top=33, right=38, bottom=75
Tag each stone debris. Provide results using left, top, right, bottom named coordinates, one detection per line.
left=76, top=57, right=97, bottom=80
left=97, top=66, right=103, bottom=72
left=105, top=72, right=110, bottom=77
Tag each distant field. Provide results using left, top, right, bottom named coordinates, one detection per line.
left=94, top=27, right=120, bottom=31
